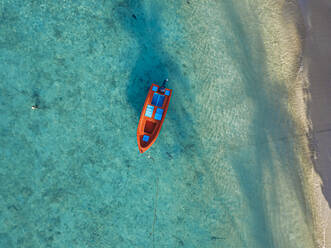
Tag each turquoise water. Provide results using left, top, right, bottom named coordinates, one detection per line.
left=0, top=0, right=315, bottom=247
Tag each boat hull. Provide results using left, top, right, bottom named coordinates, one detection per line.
left=137, top=83, right=172, bottom=153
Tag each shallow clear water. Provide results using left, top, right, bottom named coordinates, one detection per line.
left=0, top=0, right=315, bottom=247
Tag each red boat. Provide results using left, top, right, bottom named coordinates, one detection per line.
left=137, top=81, right=172, bottom=153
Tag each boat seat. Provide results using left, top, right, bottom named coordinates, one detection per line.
left=165, top=90, right=170, bottom=96
left=152, top=86, right=158, bottom=91
left=143, top=135, right=149, bottom=142
left=145, top=105, right=154, bottom=118
left=154, top=108, right=164, bottom=121
left=151, top=93, right=165, bottom=107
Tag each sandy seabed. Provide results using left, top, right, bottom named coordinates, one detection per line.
left=242, top=0, right=331, bottom=247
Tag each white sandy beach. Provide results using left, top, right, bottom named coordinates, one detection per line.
left=299, top=0, right=331, bottom=247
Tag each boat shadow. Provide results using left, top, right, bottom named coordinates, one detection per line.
left=114, top=1, right=202, bottom=158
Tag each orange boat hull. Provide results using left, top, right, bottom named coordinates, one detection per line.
left=137, top=83, right=172, bottom=153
